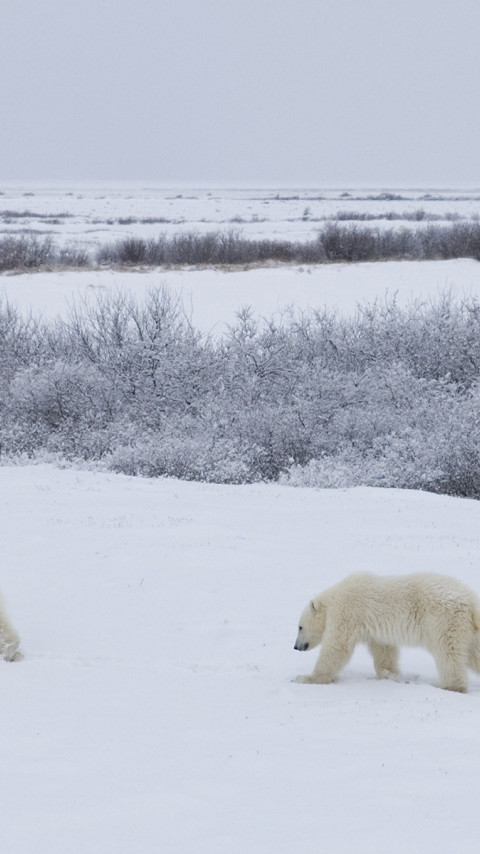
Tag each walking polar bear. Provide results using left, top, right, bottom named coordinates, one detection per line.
left=0, top=590, right=21, bottom=663
left=294, top=572, right=480, bottom=692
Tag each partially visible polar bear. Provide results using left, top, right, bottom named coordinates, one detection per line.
left=0, top=589, right=21, bottom=662
left=294, top=572, right=480, bottom=692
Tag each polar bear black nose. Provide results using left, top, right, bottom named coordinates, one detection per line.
left=294, top=641, right=309, bottom=651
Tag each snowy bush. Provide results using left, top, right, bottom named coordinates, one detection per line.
left=3, top=221, right=480, bottom=273
left=2, top=289, right=480, bottom=498
left=109, top=431, right=253, bottom=483
left=96, top=223, right=480, bottom=267
left=282, top=382, right=480, bottom=498
left=0, top=235, right=88, bottom=271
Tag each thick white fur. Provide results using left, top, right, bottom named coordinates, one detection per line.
left=294, top=572, right=480, bottom=692
left=0, top=590, right=21, bottom=662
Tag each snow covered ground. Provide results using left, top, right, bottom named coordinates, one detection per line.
left=3, top=464, right=480, bottom=853
left=3, top=258, right=480, bottom=335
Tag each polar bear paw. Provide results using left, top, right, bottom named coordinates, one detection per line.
left=376, top=668, right=400, bottom=681
left=294, top=673, right=333, bottom=685
left=2, top=641, right=23, bottom=662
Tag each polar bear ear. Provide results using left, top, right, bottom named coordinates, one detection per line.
left=310, top=600, right=317, bottom=613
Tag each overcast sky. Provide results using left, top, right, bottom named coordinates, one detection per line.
left=1, top=0, right=479, bottom=186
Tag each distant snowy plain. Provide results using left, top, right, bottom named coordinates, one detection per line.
left=2, top=186, right=480, bottom=852
left=2, top=185, right=480, bottom=332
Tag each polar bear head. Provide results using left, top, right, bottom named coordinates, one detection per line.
left=294, top=597, right=326, bottom=651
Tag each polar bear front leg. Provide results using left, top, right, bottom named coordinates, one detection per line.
left=368, top=640, right=400, bottom=679
left=296, top=634, right=356, bottom=684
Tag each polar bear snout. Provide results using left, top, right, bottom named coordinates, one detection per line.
left=294, top=640, right=309, bottom=651
left=294, top=625, right=309, bottom=651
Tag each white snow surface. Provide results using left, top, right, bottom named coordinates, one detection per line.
left=3, top=259, right=480, bottom=335
left=3, top=463, right=480, bottom=853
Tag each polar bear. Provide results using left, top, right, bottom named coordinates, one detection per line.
left=0, top=590, right=21, bottom=662
left=294, top=572, right=480, bottom=692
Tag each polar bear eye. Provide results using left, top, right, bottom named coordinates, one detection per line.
left=299, top=625, right=303, bottom=631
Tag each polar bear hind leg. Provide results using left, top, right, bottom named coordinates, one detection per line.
left=434, top=650, right=468, bottom=693
left=430, top=619, right=470, bottom=693
left=467, top=608, right=480, bottom=675
left=368, top=641, right=400, bottom=679
left=0, top=606, right=22, bottom=662
left=468, top=639, right=480, bottom=674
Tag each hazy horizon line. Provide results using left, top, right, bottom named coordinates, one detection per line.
left=2, top=179, right=480, bottom=193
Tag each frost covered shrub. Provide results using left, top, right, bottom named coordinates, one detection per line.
left=9, top=361, right=115, bottom=429
left=2, top=289, right=480, bottom=497
left=57, top=244, right=89, bottom=267
left=3, top=360, right=118, bottom=459
left=0, top=299, right=49, bottom=389
left=322, top=223, right=379, bottom=262
left=325, top=295, right=480, bottom=386
left=3, top=222, right=480, bottom=273
left=425, top=387, right=480, bottom=497
left=282, top=382, right=480, bottom=497
left=420, top=223, right=480, bottom=261
left=0, top=235, right=55, bottom=270
left=96, top=230, right=305, bottom=267
left=282, top=430, right=444, bottom=491
left=0, top=235, right=88, bottom=271
left=63, top=288, right=216, bottom=429
left=95, top=222, right=480, bottom=267
left=108, top=427, right=253, bottom=483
